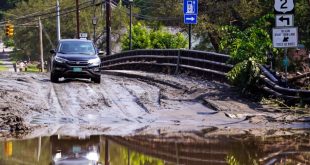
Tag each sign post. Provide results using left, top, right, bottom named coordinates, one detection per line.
left=273, top=0, right=297, bottom=86
left=183, top=0, right=198, bottom=49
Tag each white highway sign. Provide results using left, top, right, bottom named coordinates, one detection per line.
left=273, top=27, right=298, bottom=48
left=274, top=0, right=294, bottom=13
left=275, top=14, right=294, bottom=27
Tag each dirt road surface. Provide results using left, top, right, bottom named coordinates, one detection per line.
left=0, top=71, right=309, bottom=139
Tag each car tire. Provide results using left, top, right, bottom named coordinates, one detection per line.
left=93, top=76, right=101, bottom=84
left=50, top=72, right=59, bottom=83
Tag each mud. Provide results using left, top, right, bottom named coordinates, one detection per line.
left=0, top=71, right=309, bottom=139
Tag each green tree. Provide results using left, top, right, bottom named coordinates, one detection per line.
left=220, top=14, right=276, bottom=92
left=121, top=23, right=151, bottom=50
left=150, top=29, right=187, bottom=49
left=133, top=0, right=182, bottom=27
left=121, top=23, right=187, bottom=50
left=220, top=15, right=274, bottom=64
left=4, top=0, right=133, bottom=61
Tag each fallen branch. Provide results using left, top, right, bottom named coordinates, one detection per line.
left=288, top=72, right=310, bottom=82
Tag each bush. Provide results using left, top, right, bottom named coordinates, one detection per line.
left=227, top=57, right=261, bottom=93
left=220, top=14, right=277, bottom=92
left=4, top=38, right=14, bottom=47
left=121, top=23, right=151, bottom=50
left=121, top=23, right=187, bottom=50
left=150, top=30, right=187, bottom=49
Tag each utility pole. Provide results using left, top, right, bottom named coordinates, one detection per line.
left=106, top=0, right=111, bottom=55
left=188, top=24, right=192, bottom=49
left=129, top=0, right=133, bottom=50
left=39, top=18, right=44, bottom=72
left=56, top=0, right=61, bottom=41
left=76, top=0, right=80, bottom=38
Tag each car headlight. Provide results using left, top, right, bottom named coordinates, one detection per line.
left=86, top=152, right=99, bottom=161
left=54, top=56, right=67, bottom=63
left=88, top=58, right=101, bottom=66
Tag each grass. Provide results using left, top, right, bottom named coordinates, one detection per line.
left=25, top=64, right=40, bottom=72
left=0, top=61, right=8, bottom=71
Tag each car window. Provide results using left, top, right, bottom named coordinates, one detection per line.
left=58, top=41, right=96, bottom=55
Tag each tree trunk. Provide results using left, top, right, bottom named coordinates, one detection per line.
left=207, top=32, right=220, bottom=52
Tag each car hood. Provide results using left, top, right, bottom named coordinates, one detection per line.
left=56, top=53, right=99, bottom=61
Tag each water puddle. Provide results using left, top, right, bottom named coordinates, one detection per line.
left=0, top=134, right=309, bottom=165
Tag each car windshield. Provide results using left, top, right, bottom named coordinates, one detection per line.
left=58, top=41, right=96, bottom=55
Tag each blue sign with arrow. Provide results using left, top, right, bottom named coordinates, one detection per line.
left=184, top=0, right=198, bottom=24
left=184, top=15, right=197, bottom=24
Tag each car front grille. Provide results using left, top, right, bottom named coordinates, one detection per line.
left=66, top=61, right=89, bottom=66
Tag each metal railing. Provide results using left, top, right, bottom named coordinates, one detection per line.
left=100, top=49, right=310, bottom=104
left=101, top=49, right=232, bottom=82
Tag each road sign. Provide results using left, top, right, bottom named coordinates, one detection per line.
left=275, top=14, right=294, bottom=27
left=183, top=0, right=198, bottom=24
left=272, top=27, right=298, bottom=48
left=184, top=15, right=197, bottom=24
left=183, top=0, right=198, bottom=15
left=274, top=0, right=294, bottom=14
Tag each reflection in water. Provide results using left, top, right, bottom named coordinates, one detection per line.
left=0, top=134, right=309, bottom=165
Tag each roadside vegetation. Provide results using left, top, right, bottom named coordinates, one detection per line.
left=121, top=23, right=187, bottom=50
left=0, top=61, right=8, bottom=71
left=24, top=63, right=40, bottom=72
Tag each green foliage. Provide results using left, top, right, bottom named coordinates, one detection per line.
left=295, top=0, right=310, bottom=49
left=121, top=23, right=187, bottom=50
left=3, top=38, right=14, bottom=47
left=150, top=29, right=187, bottom=49
left=134, top=0, right=182, bottom=27
left=5, top=0, right=128, bottom=61
left=25, top=64, right=40, bottom=72
left=121, top=23, right=151, bottom=50
left=0, top=0, right=20, bottom=20
left=227, top=57, right=261, bottom=93
left=0, top=62, right=8, bottom=71
left=226, top=154, right=240, bottom=165
left=108, top=141, right=165, bottom=165
left=220, top=14, right=278, bottom=91
left=219, top=15, right=274, bottom=64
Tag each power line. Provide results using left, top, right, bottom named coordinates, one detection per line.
left=1, top=3, right=94, bottom=27
left=112, top=3, right=181, bottom=21
left=0, top=0, right=93, bottom=25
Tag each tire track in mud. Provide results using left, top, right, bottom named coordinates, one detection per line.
left=119, top=78, right=161, bottom=113
left=35, top=76, right=155, bottom=135
left=100, top=71, right=247, bottom=132
left=99, top=76, right=150, bottom=121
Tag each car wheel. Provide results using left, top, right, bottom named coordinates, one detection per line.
left=50, top=72, right=59, bottom=83
left=93, top=76, right=101, bottom=84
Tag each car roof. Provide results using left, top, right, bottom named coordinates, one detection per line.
left=59, top=39, right=92, bottom=42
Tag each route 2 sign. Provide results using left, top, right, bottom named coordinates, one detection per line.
left=274, top=0, right=294, bottom=14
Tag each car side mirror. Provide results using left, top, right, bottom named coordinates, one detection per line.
left=50, top=49, right=56, bottom=54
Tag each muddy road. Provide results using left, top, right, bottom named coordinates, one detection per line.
left=0, top=71, right=309, bottom=139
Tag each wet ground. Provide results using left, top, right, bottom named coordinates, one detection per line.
left=0, top=133, right=309, bottom=165
left=0, top=70, right=309, bottom=139
left=0, top=52, right=310, bottom=164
